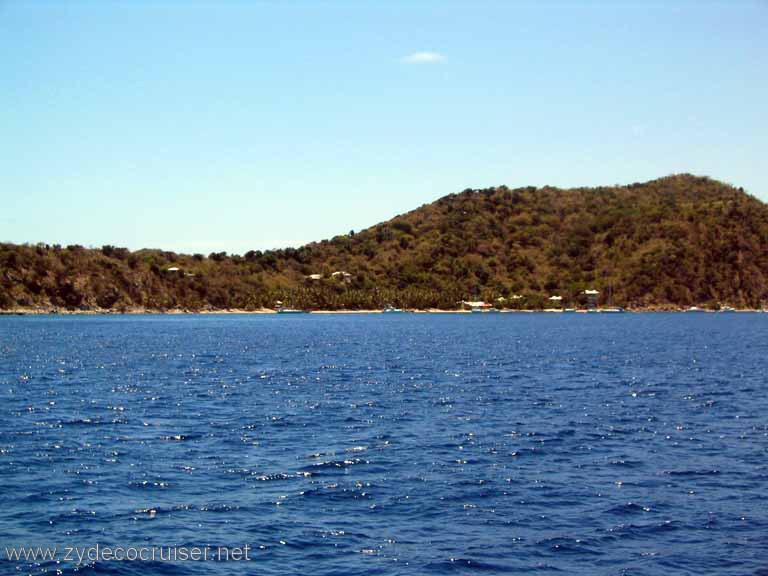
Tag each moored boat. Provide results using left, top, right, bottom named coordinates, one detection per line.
left=276, top=307, right=308, bottom=314
left=274, top=301, right=308, bottom=314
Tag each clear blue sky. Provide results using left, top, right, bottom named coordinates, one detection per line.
left=1, top=1, right=766, bottom=255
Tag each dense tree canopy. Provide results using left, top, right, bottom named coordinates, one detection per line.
left=2, top=175, right=767, bottom=311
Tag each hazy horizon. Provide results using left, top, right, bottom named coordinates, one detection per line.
left=2, top=1, right=766, bottom=254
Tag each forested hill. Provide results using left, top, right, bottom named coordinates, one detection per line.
left=2, top=174, right=768, bottom=311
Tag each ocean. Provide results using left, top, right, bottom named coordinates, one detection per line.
left=1, top=313, right=766, bottom=575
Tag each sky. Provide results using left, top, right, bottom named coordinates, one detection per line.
left=1, top=0, right=766, bottom=255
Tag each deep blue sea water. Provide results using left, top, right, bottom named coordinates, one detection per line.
left=0, top=313, right=766, bottom=576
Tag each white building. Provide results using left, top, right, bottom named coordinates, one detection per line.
left=548, top=295, right=563, bottom=308
left=331, top=271, right=353, bottom=284
left=583, top=289, right=600, bottom=309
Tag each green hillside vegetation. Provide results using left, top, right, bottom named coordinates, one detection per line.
left=2, top=174, right=767, bottom=311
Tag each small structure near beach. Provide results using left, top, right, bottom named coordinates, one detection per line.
left=462, top=300, right=493, bottom=311
left=583, top=289, right=600, bottom=310
left=548, top=295, right=563, bottom=309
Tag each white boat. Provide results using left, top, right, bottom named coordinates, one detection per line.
left=275, top=306, right=308, bottom=314
left=686, top=306, right=707, bottom=313
left=382, top=305, right=406, bottom=313
left=601, top=307, right=626, bottom=313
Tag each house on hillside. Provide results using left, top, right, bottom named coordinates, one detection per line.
left=331, top=271, right=353, bottom=284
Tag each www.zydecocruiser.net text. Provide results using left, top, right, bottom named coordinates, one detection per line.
left=4, top=544, right=252, bottom=564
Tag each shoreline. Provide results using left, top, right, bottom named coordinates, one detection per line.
left=1, top=307, right=765, bottom=316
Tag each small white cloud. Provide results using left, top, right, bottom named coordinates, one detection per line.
left=401, top=51, right=445, bottom=64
